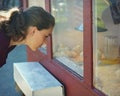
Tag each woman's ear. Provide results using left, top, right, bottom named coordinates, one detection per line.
left=28, top=26, right=37, bottom=36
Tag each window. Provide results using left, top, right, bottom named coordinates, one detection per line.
left=51, top=0, right=84, bottom=76
left=28, top=0, right=45, bottom=9
left=93, top=0, right=120, bottom=95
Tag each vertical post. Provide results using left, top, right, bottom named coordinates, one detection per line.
left=45, top=0, right=53, bottom=60
left=84, top=0, right=93, bottom=88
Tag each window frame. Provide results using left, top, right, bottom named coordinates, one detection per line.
left=27, top=0, right=107, bottom=95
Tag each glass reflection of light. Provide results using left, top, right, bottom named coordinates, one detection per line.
left=58, top=2, right=65, bottom=6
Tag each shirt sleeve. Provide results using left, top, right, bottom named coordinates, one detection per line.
left=0, top=30, right=10, bottom=67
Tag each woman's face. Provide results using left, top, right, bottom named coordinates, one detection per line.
left=26, top=26, right=53, bottom=51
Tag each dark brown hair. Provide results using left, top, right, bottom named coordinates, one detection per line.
left=0, top=6, right=55, bottom=41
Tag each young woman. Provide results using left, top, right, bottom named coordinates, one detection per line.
left=0, top=6, right=55, bottom=67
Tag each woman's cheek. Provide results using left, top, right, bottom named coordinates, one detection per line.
left=37, top=38, right=45, bottom=48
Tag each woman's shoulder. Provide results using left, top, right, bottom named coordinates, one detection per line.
left=0, top=29, right=10, bottom=48
left=0, top=29, right=11, bottom=67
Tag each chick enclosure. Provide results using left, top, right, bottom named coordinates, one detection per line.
left=51, top=0, right=84, bottom=76
left=93, top=0, right=120, bottom=96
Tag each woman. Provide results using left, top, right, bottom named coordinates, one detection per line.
left=0, top=6, right=55, bottom=67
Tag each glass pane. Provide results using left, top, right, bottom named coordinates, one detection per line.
left=93, top=0, right=120, bottom=95
left=51, top=0, right=84, bottom=76
left=28, top=0, right=45, bottom=9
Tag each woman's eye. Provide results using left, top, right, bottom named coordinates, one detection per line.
left=45, top=36, right=48, bottom=38
left=45, top=35, right=50, bottom=38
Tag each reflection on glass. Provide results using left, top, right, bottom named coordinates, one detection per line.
left=51, top=0, right=83, bottom=76
left=93, top=0, right=120, bottom=96
left=39, top=44, right=47, bottom=54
